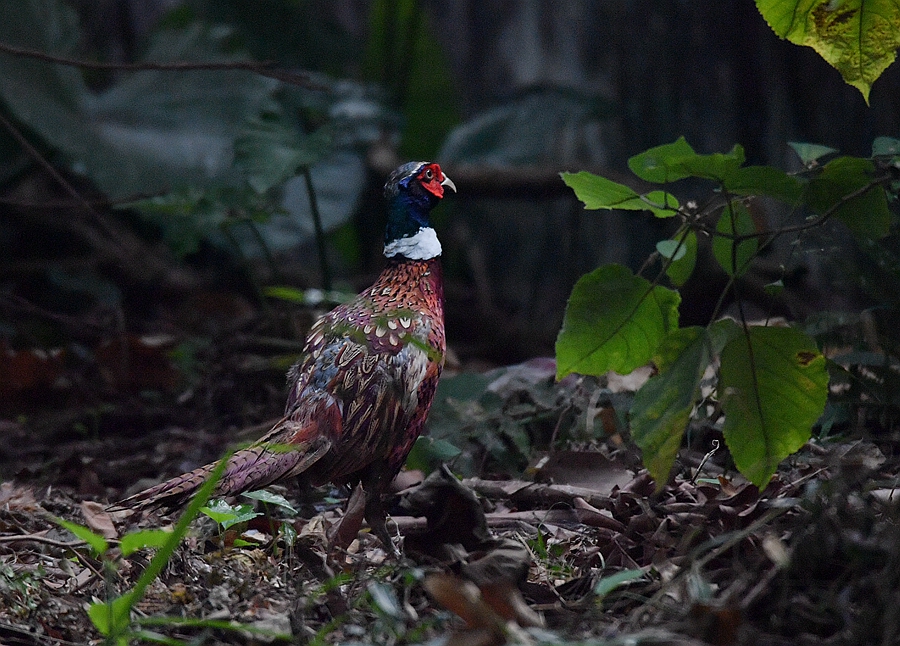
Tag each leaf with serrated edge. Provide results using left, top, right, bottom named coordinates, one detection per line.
left=719, top=326, right=828, bottom=487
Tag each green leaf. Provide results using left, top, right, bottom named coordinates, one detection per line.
left=756, top=0, right=900, bottom=102
left=712, top=202, right=759, bottom=276
left=631, top=327, right=710, bottom=485
left=719, top=326, right=829, bottom=487
left=561, top=172, right=679, bottom=217
left=663, top=230, right=698, bottom=287
left=631, top=320, right=740, bottom=486
left=787, top=141, right=839, bottom=166
left=120, top=529, right=174, bottom=557
left=53, top=518, right=108, bottom=556
left=724, top=165, right=805, bottom=205
left=0, top=1, right=275, bottom=199
left=678, top=144, right=746, bottom=182
left=628, top=137, right=697, bottom=183
left=88, top=592, right=134, bottom=637
left=561, top=171, right=640, bottom=208
left=405, top=435, right=462, bottom=473
left=555, top=264, right=680, bottom=380
left=643, top=190, right=680, bottom=218
left=872, top=136, right=900, bottom=157
left=807, top=156, right=892, bottom=239
left=235, top=111, right=331, bottom=194
left=106, top=453, right=232, bottom=640
left=593, top=568, right=646, bottom=599
left=241, top=490, right=298, bottom=514
left=201, top=501, right=261, bottom=530
left=656, top=239, right=686, bottom=262
left=629, top=138, right=744, bottom=184
left=764, top=280, right=785, bottom=297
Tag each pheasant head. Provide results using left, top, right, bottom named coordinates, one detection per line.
left=383, top=161, right=455, bottom=260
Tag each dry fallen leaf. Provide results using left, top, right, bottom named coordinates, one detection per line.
left=80, top=500, right=117, bottom=539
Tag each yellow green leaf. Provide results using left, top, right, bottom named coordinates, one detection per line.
left=756, top=0, right=900, bottom=103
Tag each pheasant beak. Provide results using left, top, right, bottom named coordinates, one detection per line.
left=440, top=174, right=457, bottom=193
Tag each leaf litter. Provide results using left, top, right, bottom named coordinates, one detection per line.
left=1, top=361, right=900, bottom=644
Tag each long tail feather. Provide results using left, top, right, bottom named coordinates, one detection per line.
left=110, top=435, right=332, bottom=512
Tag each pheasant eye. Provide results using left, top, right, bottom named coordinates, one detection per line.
left=423, top=168, right=434, bottom=181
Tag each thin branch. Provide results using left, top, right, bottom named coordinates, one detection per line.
left=0, top=111, right=119, bottom=243
left=303, top=167, right=332, bottom=291
left=0, top=40, right=322, bottom=89
left=694, top=173, right=893, bottom=242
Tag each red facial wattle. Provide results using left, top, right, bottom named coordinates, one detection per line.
left=418, top=163, right=456, bottom=198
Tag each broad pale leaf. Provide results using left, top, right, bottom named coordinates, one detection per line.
left=756, top=0, right=900, bottom=102
left=656, top=239, right=687, bottom=262
left=235, top=112, right=331, bottom=193
left=872, top=136, right=900, bottom=157
left=712, top=202, right=759, bottom=276
left=788, top=141, right=839, bottom=166
left=555, top=264, right=680, bottom=379
left=719, top=326, right=828, bottom=487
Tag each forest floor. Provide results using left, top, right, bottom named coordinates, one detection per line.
left=1, top=353, right=899, bottom=646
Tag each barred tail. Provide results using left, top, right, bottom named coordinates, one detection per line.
left=110, top=435, right=332, bottom=512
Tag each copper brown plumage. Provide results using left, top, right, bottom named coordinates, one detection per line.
left=113, top=161, right=455, bottom=552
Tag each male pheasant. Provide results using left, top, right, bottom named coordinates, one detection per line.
left=114, top=161, right=455, bottom=552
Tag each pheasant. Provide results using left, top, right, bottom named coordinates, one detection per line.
left=114, top=161, right=455, bottom=552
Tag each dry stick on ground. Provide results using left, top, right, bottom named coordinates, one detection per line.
left=462, top=477, right=614, bottom=512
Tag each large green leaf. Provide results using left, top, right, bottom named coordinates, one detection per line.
left=724, top=165, right=805, bottom=205
left=0, top=0, right=275, bottom=199
left=756, top=0, right=900, bottom=103
left=631, top=327, right=710, bottom=485
left=719, top=326, right=829, bottom=487
left=712, top=202, right=759, bottom=277
left=561, top=171, right=678, bottom=217
left=631, top=321, right=740, bottom=486
left=628, top=137, right=745, bottom=184
left=555, top=264, right=680, bottom=380
left=628, top=137, right=697, bottom=183
left=235, top=110, right=331, bottom=194
left=807, top=156, right=892, bottom=239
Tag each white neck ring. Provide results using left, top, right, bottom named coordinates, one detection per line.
left=384, top=227, right=442, bottom=260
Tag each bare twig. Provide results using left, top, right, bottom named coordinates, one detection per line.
left=0, top=40, right=322, bottom=89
